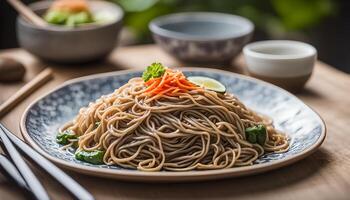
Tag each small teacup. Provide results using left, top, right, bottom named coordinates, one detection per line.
left=243, top=40, right=317, bottom=92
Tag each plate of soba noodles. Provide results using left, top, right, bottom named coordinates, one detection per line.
left=20, top=63, right=326, bottom=181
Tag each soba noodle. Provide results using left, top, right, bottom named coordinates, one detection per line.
left=60, top=69, right=289, bottom=172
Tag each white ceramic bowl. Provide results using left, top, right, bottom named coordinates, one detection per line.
left=243, top=40, right=317, bottom=92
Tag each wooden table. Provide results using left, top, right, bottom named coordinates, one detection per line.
left=0, top=45, right=349, bottom=200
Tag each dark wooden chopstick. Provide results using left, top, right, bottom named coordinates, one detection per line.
left=0, top=124, right=95, bottom=200
left=0, top=125, right=50, bottom=200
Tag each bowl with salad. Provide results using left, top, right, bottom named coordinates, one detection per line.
left=17, top=0, right=123, bottom=63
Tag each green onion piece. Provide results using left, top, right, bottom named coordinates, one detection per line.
left=245, top=124, right=267, bottom=146
left=56, top=130, right=77, bottom=145
left=75, top=150, right=104, bottom=164
left=246, top=130, right=257, bottom=144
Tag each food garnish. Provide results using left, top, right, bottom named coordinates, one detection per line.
left=245, top=124, right=267, bottom=145
left=187, top=76, right=226, bottom=93
left=142, top=63, right=198, bottom=96
left=75, top=150, right=104, bottom=164
left=56, top=130, right=77, bottom=145
left=142, top=62, right=166, bottom=82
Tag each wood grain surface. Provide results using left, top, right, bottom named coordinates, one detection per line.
left=0, top=45, right=349, bottom=200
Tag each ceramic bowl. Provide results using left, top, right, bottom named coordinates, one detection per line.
left=243, top=40, right=317, bottom=92
left=17, top=0, right=123, bottom=64
left=149, top=12, right=254, bottom=64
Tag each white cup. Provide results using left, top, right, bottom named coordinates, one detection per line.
left=243, top=40, right=317, bottom=92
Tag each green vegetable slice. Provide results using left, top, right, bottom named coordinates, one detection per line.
left=56, top=130, right=77, bottom=145
left=187, top=76, right=226, bottom=93
left=43, top=10, right=93, bottom=27
left=44, top=10, right=69, bottom=25
left=75, top=150, right=104, bottom=164
left=246, top=131, right=257, bottom=144
left=142, top=62, right=166, bottom=82
left=66, top=11, right=93, bottom=27
left=245, top=124, right=267, bottom=146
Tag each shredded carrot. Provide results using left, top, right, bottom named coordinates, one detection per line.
left=144, top=68, right=199, bottom=96
left=51, top=0, right=90, bottom=13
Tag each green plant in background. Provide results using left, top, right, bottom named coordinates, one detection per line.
left=112, top=0, right=336, bottom=42
left=271, top=0, right=334, bottom=30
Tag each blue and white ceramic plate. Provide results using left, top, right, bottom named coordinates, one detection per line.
left=20, top=68, right=326, bottom=182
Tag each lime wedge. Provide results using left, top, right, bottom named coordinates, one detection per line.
left=188, top=76, right=226, bottom=93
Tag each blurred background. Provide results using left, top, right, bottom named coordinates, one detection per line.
left=1, top=0, right=349, bottom=73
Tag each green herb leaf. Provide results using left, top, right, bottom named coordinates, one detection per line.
left=56, top=130, right=77, bottom=145
left=142, top=62, right=166, bottom=82
left=75, top=150, right=104, bottom=164
left=245, top=124, right=267, bottom=146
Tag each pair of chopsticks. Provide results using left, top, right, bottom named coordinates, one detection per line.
left=0, top=123, right=95, bottom=200
left=1, top=2, right=93, bottom=197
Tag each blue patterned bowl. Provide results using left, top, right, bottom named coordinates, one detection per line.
left=20, top=68, right=326, bottom=182
left=149, top=12, right=254, bottom=64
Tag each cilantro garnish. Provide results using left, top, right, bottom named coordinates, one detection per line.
left=142, top=63, right=166, bottom=82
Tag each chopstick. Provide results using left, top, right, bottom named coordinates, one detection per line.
left=0, top=125, right=50, bottom=200
left=0, top=154, right=28, bottom=189
left=0, top=68, right=53, bottom=119
left=6, top=0, right=47, bottom=27
left=0, top=154, right=35, bottom=198
left=0, top=124, right=95, bottom=200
